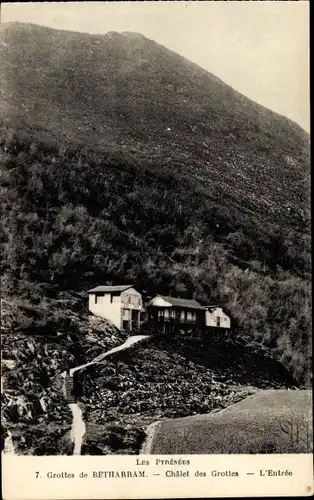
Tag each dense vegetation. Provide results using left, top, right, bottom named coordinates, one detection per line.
left=0, top=23, right=311, bottom=386
left=0, top=125, right=311, bottom=384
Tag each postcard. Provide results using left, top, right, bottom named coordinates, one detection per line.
left=1, top=1, right=312, bottom=499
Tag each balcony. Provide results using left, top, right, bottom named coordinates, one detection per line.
left=147, top=316, right=201, bottom=326
left=121, top=299, right=142, bottom=310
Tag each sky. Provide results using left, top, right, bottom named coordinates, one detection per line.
left=1, top=1, right=310, bottom=132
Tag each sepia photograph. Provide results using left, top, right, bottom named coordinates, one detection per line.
left=0, top=0, right=311, bottom=463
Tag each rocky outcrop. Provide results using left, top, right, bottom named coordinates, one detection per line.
left=1, top=294, right=295, bottom=455
left=1, top=293, right=126, bottom=455
left=82, top=423, right=146, bottom=455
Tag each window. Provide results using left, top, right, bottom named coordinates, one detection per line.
left=187, top=311, right=196, bottom=322
left=216, top=316, right=221, bottom=327
left=97, top=295, right=105, bottom=304
left=164, top=309, right=169, bottom=318
left=112, top=295, right=120, bottom=304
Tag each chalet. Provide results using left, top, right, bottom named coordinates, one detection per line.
left=87, top=285, right=231, bottom=336
left=145, top=295, right=206, bottom=333
left=204, top=306, right=231, bottom=329
left=87, top=285, right=142, bottom=331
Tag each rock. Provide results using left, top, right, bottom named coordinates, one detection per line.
left=39, top=397, right=47, bottom=413
left=27, top=341, right=35, bottom=355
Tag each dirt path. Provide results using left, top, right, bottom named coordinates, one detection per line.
left=69, top=335, right=150, bottom=376
left=139, top=421, right=161, bottom=454
left=69, top=403, right=86, bottom=455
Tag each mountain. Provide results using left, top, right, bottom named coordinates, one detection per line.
left=0, top=17, right=311, bottom=433
left=0, top=22, right=310, bottom=228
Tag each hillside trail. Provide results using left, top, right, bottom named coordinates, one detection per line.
left=69, top=335, right=150, bottom=375
left=69, top=403, right=85, bottom=455
left=62, top=334, right=150, bottom=455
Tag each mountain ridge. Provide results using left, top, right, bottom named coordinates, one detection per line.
left=0, top=22, right=309, bottom=233
left=0, top=22, right=308, bottom=135
left=0, top=21, right=309, bottom=137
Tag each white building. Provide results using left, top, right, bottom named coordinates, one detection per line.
left=204, top=306, right=231, bottom=329
left=146, top=295, right=205, bottom=325
left=87, top=285, right=142, bottom=331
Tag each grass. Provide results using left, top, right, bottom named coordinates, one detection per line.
left=147, top=390, right=313, bottom=454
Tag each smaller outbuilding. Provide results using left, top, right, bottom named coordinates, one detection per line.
left=204, top=306, right=231, bottom=329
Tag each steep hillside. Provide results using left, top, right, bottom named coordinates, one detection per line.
left=1, top=293, right=295, bottom=455
left=0, top=22, right=310, bottom=228
left=0, top=18, right=311, bottom=411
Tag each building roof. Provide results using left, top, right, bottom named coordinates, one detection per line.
left=157, top=295, right=203, bottom=310
left=204, top=305, right=219, bottom=311
left=87, top=285, right=134, bottom=293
